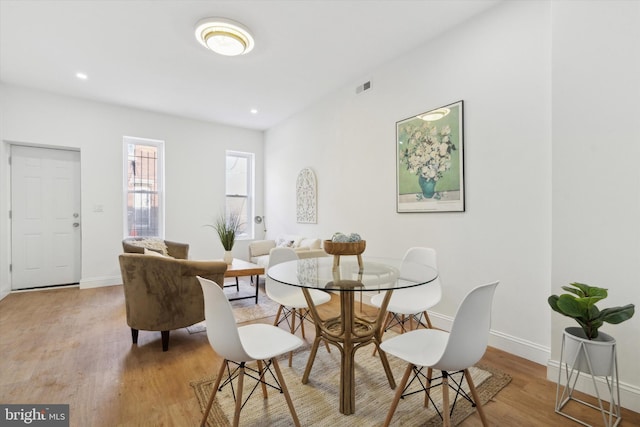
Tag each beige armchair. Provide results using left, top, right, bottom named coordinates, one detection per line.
left=119, top=240, right=227, bottom=351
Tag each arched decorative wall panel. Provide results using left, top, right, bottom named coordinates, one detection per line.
left=296, top=168, right=317, bottom=223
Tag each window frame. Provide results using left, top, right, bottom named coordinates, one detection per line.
left=123, top=136, right=165, bottom=238
left=225, top=150, right=255, bottom=240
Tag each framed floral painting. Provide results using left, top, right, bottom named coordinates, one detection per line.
left=396, top=100, right=464, bottom=213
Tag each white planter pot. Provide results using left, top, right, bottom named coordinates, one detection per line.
left=223, top=251, right=234, bottom=265
left=563, top=326, right=616, bottom=376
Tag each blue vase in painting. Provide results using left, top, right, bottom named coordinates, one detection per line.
left=418, top=175, right=437, bottom=198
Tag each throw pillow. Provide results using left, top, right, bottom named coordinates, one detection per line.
left=144, top=248, right=173, bottom=258
left=276, top=238, right=294, bottom=248
left=129, top=238, right=169, bottom=255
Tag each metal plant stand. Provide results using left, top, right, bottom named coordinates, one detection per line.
left=555, top=330, right=621, bottom=427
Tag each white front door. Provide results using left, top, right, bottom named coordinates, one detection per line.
left=11, top=145, right=81, bottom=290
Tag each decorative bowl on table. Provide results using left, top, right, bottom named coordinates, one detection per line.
left=323, top=240, right=366, bottom=256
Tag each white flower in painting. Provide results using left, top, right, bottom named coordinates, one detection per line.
left=400, top=122, right=457, bottom=182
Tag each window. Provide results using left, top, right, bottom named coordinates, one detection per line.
left=226, top=151, right=254, bottom=239
left=123, top=137, right=164, bottom=238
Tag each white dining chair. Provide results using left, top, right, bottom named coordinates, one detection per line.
left=371, top=247, right=442, bottom=336
left=196, top=276, right=303, bottom=427
left=381, top=281, right=499, bottom=427
left=266, top=247, right=331, bottom=366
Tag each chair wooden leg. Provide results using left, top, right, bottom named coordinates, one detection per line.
left=290, top=309, right=297, bottom=335
left=232, top=363, right=245, bottom=427
left=272, top=357, right=301, bottom=427
left=373, top=311, right=392, bottom=356
left=161, top=330, right=170, bottom=352
left=302, top=336, right=322, bottom=384
left=131, top=328, right=139, bottom=344
left=442, top=371, right=451, bottom=427
left=465, top=368, right=488, bottom=426
left=288, top=310, right=297, bottom=367
left=424, top=367, right=433, bottom=408
left=257, top=360, right=268, bottom=398
left=273, top=305, right=283, bottom=327
left=424, top=311, right=433, bottom=329
left=200, top=360, right=226, bottom=427
left=300, top=310, right=306, bottom=339
left=383, top=363, right=414, bottom=427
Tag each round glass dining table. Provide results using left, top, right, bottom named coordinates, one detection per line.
left=267, top=256, right=438, bottom=415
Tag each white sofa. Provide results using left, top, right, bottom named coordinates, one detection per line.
left=248, top=235, right=327, bottom=268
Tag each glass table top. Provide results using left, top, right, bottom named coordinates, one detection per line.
left=267, top=256, right=438, bottom=292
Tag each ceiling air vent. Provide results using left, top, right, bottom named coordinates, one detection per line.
left=355, top=81, right=371, bottom=94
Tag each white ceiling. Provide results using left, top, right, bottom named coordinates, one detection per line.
left=0, top=0, right=501, bottom=131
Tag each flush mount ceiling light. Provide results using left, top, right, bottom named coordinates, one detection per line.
left=195, top=17, right=254, bottom=56
left=419, top=108, right=450, bottom=121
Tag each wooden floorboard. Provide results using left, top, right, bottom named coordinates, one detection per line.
left=1, top=283, right=638, bottom=426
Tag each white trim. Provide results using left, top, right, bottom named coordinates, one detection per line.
left=360, top=291, right=551, bottom=365
left=79, top=275, right=122, bottom=289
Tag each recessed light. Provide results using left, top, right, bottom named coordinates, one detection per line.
left=76, top=72, right=88, bottom=80
left=195, top=17, right=254, bottom=56
left=250, top=108, right=258, bottom=114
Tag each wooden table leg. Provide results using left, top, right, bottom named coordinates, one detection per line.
left=254, top=275, right=259, bottom=303
left=301, top=285, right=396, bottom=415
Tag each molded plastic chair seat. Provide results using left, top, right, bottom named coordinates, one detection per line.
left=381, top=281, right=499, bottom=427
left=266, top=247, right=331, bottom=365
left=197, top=276, right=303, bottom=427
left=270, top=287, right=331, bottom=309
left=371, top=247, right=442, bottom=334
left=237, top=323, right=302, bottom=360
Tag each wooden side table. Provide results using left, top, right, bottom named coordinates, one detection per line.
left=223, top=259, right=264, bottom=304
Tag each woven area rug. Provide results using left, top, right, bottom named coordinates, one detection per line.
left=186, top=280, right=280, bottom=333
left=190, top=343, right=511, bottom=426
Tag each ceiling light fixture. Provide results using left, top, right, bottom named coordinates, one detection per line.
left=76, top=72, right=88, bottom=80
left=419, top=108, right=450, bottom=121
left=195, top=17, right=254, bottom=56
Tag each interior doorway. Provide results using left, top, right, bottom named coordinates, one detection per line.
left=10, top=145, right=81, bottom=290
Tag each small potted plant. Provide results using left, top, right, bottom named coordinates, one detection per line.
left=548, top=282, right=634, bottom=375
left=208, top=211, right=243, bottom=264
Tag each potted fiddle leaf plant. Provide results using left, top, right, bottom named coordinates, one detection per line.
left=548, top=282, right=635, bottom=375
left=208, top=211, right=243, bottom=264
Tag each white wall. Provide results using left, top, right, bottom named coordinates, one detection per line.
left=550, top=0, right=640, bottom=410
left=264, top=0, right=640, bottom=411
left=0, top=83, right=264, bottom=295
left=1, top=0, right=637, bottom=413
left=266, top=1, right=551, bottom=357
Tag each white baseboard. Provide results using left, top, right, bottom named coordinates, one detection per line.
left=79, top=275, right=121, bottom=289
left=429, top=313, right=551, bottom=365
left=547, top=361, right=640, bottom=413
left=359, top=291, right=551, bottom=365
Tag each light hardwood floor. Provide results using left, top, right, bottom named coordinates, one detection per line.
left=1, top=283, right=638, bottom=426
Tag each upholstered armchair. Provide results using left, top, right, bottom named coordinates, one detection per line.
left=119, top=241, right=227, bottom=351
